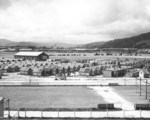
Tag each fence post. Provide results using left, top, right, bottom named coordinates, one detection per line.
left=123, top=110, right=125, bottom=118
left=57, top=109, right=59, bottom=118
left=107, top=109, right=108, bottom=117
left=90, top=108, right=92, bottom=118
left=120, top=102, right=122, bottom=109
left=25, top=108, right=26, bottom=118
left=124, top=76, right=126, bottom=86
left=41, top=110, right=43, bottom=118
left=140, top=109, right=141, bottom=118
left=8, top=99, right=10, bottom=119
left=74, top=108, right=76, bottom=118
left=140, top=78, right=141, bottom=96
left=136, top=78, right=137, bottom=93
left=18, top=109, right=20, bottom=118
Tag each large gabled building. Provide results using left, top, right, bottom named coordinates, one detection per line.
left=14, top=52, right=49, bottom=61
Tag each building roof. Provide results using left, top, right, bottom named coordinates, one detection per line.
left=15, top=52, right=44, bottom=57
left=84, top=68, right=92, bottom=73
left=141, top=68, right=150, bottom=74
left=0, top=97, right=3, bottom=101
left=105, top=67, right=124, bottom=72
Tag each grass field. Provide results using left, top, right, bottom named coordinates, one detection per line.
left=113, top=86, right=150, bottom=103
left=0, top=86, right=149, bottom=110
left=0, top=52, right=16, bottom=59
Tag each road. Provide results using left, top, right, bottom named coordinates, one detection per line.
left=0, top=77, right=148, bottom=86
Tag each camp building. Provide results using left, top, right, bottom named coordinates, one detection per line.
left=139, top=66, right=150, bottom=79
left=14, top=52, right=49, bottom=61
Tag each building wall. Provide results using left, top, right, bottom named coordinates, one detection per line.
left=15, top=53, right=49, bottom=61
left=144, top=74, right=150, bottom=78
left=139, top=71, right=144, bottom=79
left=103, top=70, right=112, bottom=77
left=38, top=53, right=49, bottom=61
left=15, top=56, right=37, bottom=60
left=0, top=98, right=4, bottom=118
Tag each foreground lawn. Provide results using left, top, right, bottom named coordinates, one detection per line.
left=0, top=86, right=149, bottom=110
left=113, top=86, right=150, bottom=103
left=0, top=86, right=105, bottom=109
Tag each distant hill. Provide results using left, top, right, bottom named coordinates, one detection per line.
left=81, top=42, right=105, bottom=49
left=81, top=32, right=150, bottom=49
left=1, top=32, right=150, bottom=48
left=102, top=32, right=150, bottom=48
left=0, top=39, right=14, bottom=46
left=0, top=39, right=75, bottom=48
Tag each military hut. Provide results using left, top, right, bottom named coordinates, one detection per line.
left=4, top=66, right=12, bottom=73
left=20, top=67, right=33, bottom=75
left=79, top=67, right=93, bottom=76
left=52, top=66, right=59, bottom=75
left=10, top=65, right=20, bottom=72
left=91, top=67, right=97, bottom=76
left=43, top=66, right=53, bottom=76
left=32, top=67, right=45, bottom=77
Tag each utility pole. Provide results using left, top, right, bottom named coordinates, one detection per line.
left=140, top=78, right=141, bottom=96
left=146, top=79, right=147, bottom=99
left=8, top=99, right=10, bottom=119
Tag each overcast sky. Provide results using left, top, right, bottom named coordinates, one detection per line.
left=0, top=0, right=150, bottom=44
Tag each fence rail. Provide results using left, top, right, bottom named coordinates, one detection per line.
left=3, top=109, right=150, bottom=118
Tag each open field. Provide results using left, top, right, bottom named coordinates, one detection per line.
left=1, top=52, right=150, bottom=60
left=113, top=86, right=150, bottom=103
left=0, top=52, right=16, bottom=59
left=0, top=86, right=149, bottom=110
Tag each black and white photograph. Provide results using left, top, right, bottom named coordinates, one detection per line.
left=0, top=0, right=150, bottom=119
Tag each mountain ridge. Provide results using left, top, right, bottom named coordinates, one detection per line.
left=0, top=39, right=76, bottom=48
left=1, top=32, right=150, bottom=48
left=82, top=32, right=150, bottom=49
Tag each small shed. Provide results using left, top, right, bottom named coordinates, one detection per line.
left=103, top=68, right=126, bottom=77
left=103, top=69, right=113, bottom=77
left=139, top=66, right=150, bottom=79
